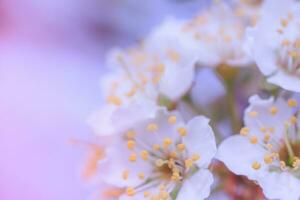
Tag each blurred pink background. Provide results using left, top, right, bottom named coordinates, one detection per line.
left=0, top=0, right=208, bottom=199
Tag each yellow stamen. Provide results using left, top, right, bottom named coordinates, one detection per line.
left=140, top=150, right=149, bottom=161
left=288, top=99, right=298, bottom=107
left=138, top=172, right=145, bottom=180
left=264, top=155, right=273, bottom=164
left=250, top=136, right=258, bottom=144
left=126, top=130, right=136, bottom=139
left=152, top=144, right=160, bottom=151
left=185, top=159, right=193, bottom=169
left=252, top=161, right=261, bottom=170
left=177, top=127, right=187, bottom=137
left=249, top=111, right=258, bottom=117
left=177, top=143, right=186, bottom=152
left=163, top=138, right=172, bottom=149
left=126, top=187, right=136, bottom=196
left=192, top=154, right=201, bottom=162
left=240, top=127, right=250, bottom=136
left=168, top=115, right=177, bottom=124
left=129, top=153, right=137, bottom=162
left=127, top=140, right=135, bottom=150
left=269, top=106, right=278, bottom=115
left=147, top=123, right=158, bottom=132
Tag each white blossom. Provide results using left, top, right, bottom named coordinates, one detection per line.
left=218, top=95, right=300, bottom=200
left=182, top=2, right=253, bottom=68
left=246, top=0, right=300, bottom=92
left=98, top=109, right=217, bottom=200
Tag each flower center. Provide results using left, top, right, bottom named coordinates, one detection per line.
left=278, top=38, right=300, bottom=77
left=279, top=141, right=300, bottom=168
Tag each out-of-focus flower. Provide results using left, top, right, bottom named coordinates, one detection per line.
left=246, top=0, right=300, bottom=92
left=144, top=17, right=199, bottom=100
left=88, top=17, right=202, bottom=136
left=182, top=1, right=253, bottom=68
left=98, top=109, right=216, bottom=200
left=218, top=95, right=300, bottom=200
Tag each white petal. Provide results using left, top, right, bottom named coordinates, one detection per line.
left=185, top=116, right=217, bottom=168
left=87, top=105, right=116, bottom=136
left=258, top=171, right=300, bottom=200
left=217, top=135, right=268, bottom=180
left=111, top=98, right=158, bottom=133
left=159, top=62, right=195, bottom=101
left=176, top=169, right=214, bottom=200
left=268, top=70, right=300, bottom=92
left=244, top=95, right=293, bottom=141
left=191, top=67, right=225, bottom=107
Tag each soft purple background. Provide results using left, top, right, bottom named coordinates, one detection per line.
left=0, top=0, right=208, bottom=199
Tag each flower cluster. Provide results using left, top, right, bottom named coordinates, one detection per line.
left=86, top=0, right=300, bottom=199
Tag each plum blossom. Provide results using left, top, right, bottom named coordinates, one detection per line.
left=182, top=1, right=253, bottom=68
left=88, top=18, right=201, bottom=136
left=218, top=95, right=300, bottom=200
left=246, top=0, right=300, bottom=92
left=98, top=109, right=217, bottom=200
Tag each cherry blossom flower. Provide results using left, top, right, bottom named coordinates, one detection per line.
left=98, top=109, right=217, bottom=200
left=182, top=1, right=252, bottom=68
left=218, top=95, right=300, bottom=200
left=246, top=0, right=300, bottom=92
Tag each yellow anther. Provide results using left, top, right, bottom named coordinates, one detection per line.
left=282, top=39, right=291, bottom=46
left=280, top=161, right=287, bottom=170
left=260, top=127, right=267, bottom=133
left=185, top=159, right=193, bottom=169
left=271, top=152, right=279, bottom=159
left=168, top=115, right=177, bottom=124
left=281, top=18, right=289, bottom=27
left=152, top=144, right=160, bottom=151
left=122, top=170, right=129, bottom=180
left=290, top=116, right=298, bottom=124
left=163, top=138, right=172, bottom=149
left=177, top=127, right=187, bottom=137
left=168, top=158, right=175, bottom=168
left=126, top=130, right=136, bottom=139
left=127, top=140, right=135, bottom=150
left=250, top=136, right=258, bottom=144
left=129, top=153, right=137, bottom=162
left=288, top=99, right=298, bottom=107
left=126, top=187, right=136, bottom=196
left=144, top=191, right=151, bottom=198
left=177, top=143, right=186, bottom=152
left=264, top=133, right=271, bottom=143
left=166, top=49, right=181, bottom=62
left=192, top=154, right=201, bottom=162
left=138, top=172, right=145, bottom=180
left=288, top=50, right=299, bottom=59
left=266, top=143, right=273, bottom=150
left=269, top=127, right=275, bottom=133
left=107, top=95, right=122, bottom=106
left=252, top=161, right=261, bottom=170
left=147, top=123, right=158, bottom=132
left=249, top=111, right=258, bottom=117
left=125, top=87, right=137, bottom=97
left=155, top=159, right=165, bottom=167
left=140, top=150, right=149, bottom=161
left=170, top=151, right=178, bottom=158
left=240, top=127, right=250, bottom=136
left=264, top=154, right=273, bottom=164
left=269, top=106, right=278, bottom=115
